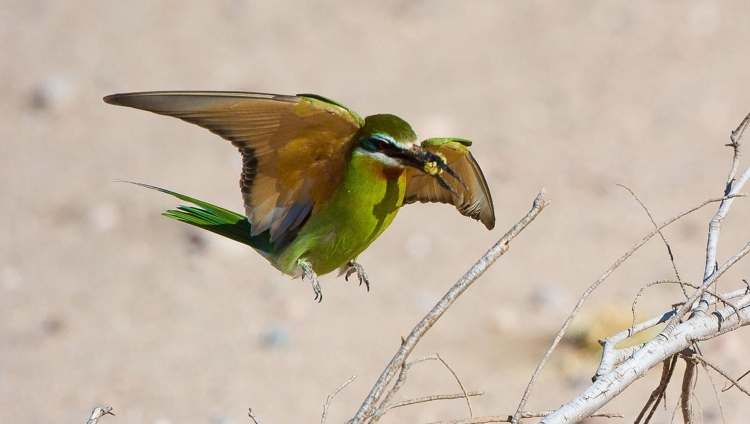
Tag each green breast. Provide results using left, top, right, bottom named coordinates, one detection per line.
left=274, top=151, right=406, bottom=276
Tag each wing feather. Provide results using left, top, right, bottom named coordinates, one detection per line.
left=104, top=91, right=364, bottom=245
left=403, top=138, right=495, bottom=230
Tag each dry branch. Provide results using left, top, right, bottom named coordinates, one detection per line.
left=541, top=288, right=750, bottom=423
left=351, top=190, right=550, bottom=423
left=86, top=407, right=114, bottom=424
left=321, top=375, right=357, bottom=424
left=513, top=194, right=738, bottom=423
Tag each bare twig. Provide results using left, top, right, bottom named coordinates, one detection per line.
left=385, top=391, right=483, bottom=411
left=630, top=280, right=684, bottom=337
left=514, top=194, right=736, bottom=422
left=366, top=354, right=479, bottom=422
left=436, top=354, right=474, bottom=417
left=694, top=354, right=750, bottom=397
left=597, top=344, right=645, bottom=378
left=427, top=410, right=623, bottom=424
left=321, top=375, right=357, bottom=424
left=635, top=356, right=678, bottom=424
left=370, top=355, right=443, bottom=423
left=248, top=408, right=261, bottom=424
left=618, top=183, right=685, bottom=297
left=700, top=360, right=727, bottom=424
left=604, top=308, right=674, bottom=350
left=727, top=369, right=750, bottom=389
left=351, top=190, right=549, bottom=424
left=663, top=241, right=750, bottom=336
left=371, top=362, right=413, bottom=421
left=680, top=349, right=698, bottom=424
left=627, top=280, right=743, bottom=339
left=87, top=407, right=114, bottom=424
left=541, top=289, right=750, bottom=423
left=698, top=113, right=750, bottom=316
left=427, top=416, right=512, bottom=424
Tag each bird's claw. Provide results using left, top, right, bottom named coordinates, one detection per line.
left=299, top=260, right=323, bottom=302
left=344, top=260, right=370, bottom=292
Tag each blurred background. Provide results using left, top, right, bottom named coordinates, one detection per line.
left=3, top=1, right=750, bottom=423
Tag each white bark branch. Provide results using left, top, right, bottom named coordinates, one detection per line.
left=542, top=292, right=750, bottom=423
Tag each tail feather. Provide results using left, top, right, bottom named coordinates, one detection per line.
left=124, top=181, right=273, bottom=254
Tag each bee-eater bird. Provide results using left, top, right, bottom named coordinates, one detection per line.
left=104, top=91, right=495, bottom=301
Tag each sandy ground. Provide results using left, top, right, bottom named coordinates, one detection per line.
left=3, top=1, right=750, bottom=423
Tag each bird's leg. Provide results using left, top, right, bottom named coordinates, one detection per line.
left=344, top=260, right=370, bottom=292
left=297, top=259, right=323, bottom=302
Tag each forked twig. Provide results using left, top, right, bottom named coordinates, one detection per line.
left=628, top=280, right=743, bottom=338
left=698, top=113, right=750, bottom=316
left=662, top=241, right=750, bottom=336
left=369, top=355, right=476, bottom=423
left=87, top=407, right=114, bottom=424
left=635, top=355, right=678, bottom=424
left=370, top=356, right=442, bottom=423
left=351, top=190, right=550, bottom=424
left=321, top=375, right=357, bottom=424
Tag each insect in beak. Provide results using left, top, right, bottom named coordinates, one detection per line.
left=409, top=147, right=467, bottom=197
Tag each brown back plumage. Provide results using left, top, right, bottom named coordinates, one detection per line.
left=104, top=91, right=364, bottom=245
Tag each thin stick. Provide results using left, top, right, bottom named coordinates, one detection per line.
left=700, top=360, right=727, bottom=424
left=321, top=375, right=357, bottom=424
left=680, top=349, right=697, bottom=424
left=727, top=369, right=750, bottom=389
left=663, top=241, right=750, bottom=336
left=248, top=408, right=261, bottom=424
left=618, top=184, right=685, bottom=297
left=513, top=195, right=737, bottom=422
left=351, top=190, right=549, bottom=424
left=427, top=410, right=623, bottom=424
left=630, top=280, right=684, bottom=337
left=87, top=407, right=114, bottom=424
left=695, top=354, right=750, bottom=396
left=635, top=356, right=678, bottom=424
left=699, top=113, right=750, bottom=315
left=435, top=354, right=474, bottom=418
left=629, top=280, right=742, bottom=335
left=385, top=391, right=483, bottom=411
left=370, top=355, right=440, bottom=423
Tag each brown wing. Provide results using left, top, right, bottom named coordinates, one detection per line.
left=104, top=91, right=364, bottom=245
left=403, top=138, right=495, bottom=230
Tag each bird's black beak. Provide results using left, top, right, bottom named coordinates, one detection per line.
left=398, top=146, right=467, bottom=196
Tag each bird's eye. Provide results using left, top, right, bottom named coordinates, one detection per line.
left=365, top=136, right=391, bottom=151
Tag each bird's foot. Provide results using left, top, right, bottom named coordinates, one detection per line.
left=298, top=260, right=323, bottom=302
left=343, top=260, right=370, bottom=292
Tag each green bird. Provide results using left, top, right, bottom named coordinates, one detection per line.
left=104, top=91, right=495, bottom=301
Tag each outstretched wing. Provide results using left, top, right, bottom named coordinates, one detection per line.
left=104, top=91, right=364, bottom=246
left=403, top=138, right=495, bottom=230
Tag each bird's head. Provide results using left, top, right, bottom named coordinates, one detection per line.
left=355, top=114, right=465, bottom=195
